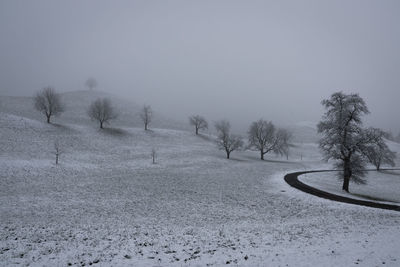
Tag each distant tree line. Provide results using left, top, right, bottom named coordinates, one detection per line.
left=32, top=87, right=396, bottom=178
left=188, top=114, right=292, bottom=160
left=33, top=86, right=156, bottom=165
left=33, top=87, right=153, bottom=131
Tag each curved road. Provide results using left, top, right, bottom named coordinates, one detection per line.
left=284, top=169, right=400, bottom=212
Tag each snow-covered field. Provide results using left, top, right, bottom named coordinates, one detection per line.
left=1, top=93, right=400, bottom=266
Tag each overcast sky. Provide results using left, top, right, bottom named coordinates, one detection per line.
left=0, top=0, right=399, bottom=133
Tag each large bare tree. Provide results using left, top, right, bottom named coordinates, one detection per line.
left=140, top=105, right=152, bottom=130
left=189, top=115, right=208, bottom=135
left=85, top=78, right=97, bottom=91
left=215, top=120, right=243, bottom=159
left=87, top=98, right=118, bottom=129
left=318, top=91, right=377, bottom=192
left=247, top=119, right=291, bottom=160
left=34, top=87, right=65, bottom=123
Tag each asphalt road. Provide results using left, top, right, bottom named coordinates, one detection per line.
left=284, top=169, right=400, bottom=212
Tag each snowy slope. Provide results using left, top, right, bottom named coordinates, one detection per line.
left=285, top=121, right=320, bottom=143
left=0, top=90, right=189, bottom=130
left=0, top=109, right=399, bottom=266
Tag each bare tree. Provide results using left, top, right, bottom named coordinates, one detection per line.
left=140, top=105, right=152, bottom=130
left=189, top=115, right=208, bottom=135
left=363, top=128, right=396, bottom=170
left=87, top=98, right=118, bottom=129
left=85, top=78, right=97, bottom=91
left=53, top=139, right=62, bottom=165
left=247, top=119, right=276, bottom=160
left=318, top=91, right=376, bottom=192
left=215, top=120, right=243, bottom=159
left=151, top=148, right=157, bottom=164
left=34, top=87, right=64, bottom=123
left=247, top=119, right=291, bottom=160
left=277, top=128, right=292, bottom=160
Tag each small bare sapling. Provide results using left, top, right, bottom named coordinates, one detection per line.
left=53, top=140, right=62, bottom=165
left=151, top=148, right=157, bottom=164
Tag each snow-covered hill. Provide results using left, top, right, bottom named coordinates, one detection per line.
left=0, top=90, right=189, bottom=130
left=0, top=103, right=399, bottom=266
left=286, top=121, right=320, bottom=143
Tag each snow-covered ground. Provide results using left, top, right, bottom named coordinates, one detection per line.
left=1, top=93, right=400, bottom=266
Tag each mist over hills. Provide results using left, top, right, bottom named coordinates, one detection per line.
left=0, top=89, right=324, bottom=143
left=1, top=2, right=400, bottom=265
left=286, top=122, right=320, bottom=143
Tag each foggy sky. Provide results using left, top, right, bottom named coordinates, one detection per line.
left=1, top=0, right=399, bottom=133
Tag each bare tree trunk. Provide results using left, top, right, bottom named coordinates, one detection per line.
left=342, top=175, right=350, bottom=192
left=100, top=121, right=103, bottom=129
left=195, top=127, right=199, bottom=135
left=56, top=153, right=59, bottom=165
left=47, top=115, right=51, bottom=123
left=226, top=151, right=230, bottom=159
left=260, top=149, right=264, bottom=160
left=145, top=122, right=148, bottom=131
left=342, top=158, right=351, bottom=192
